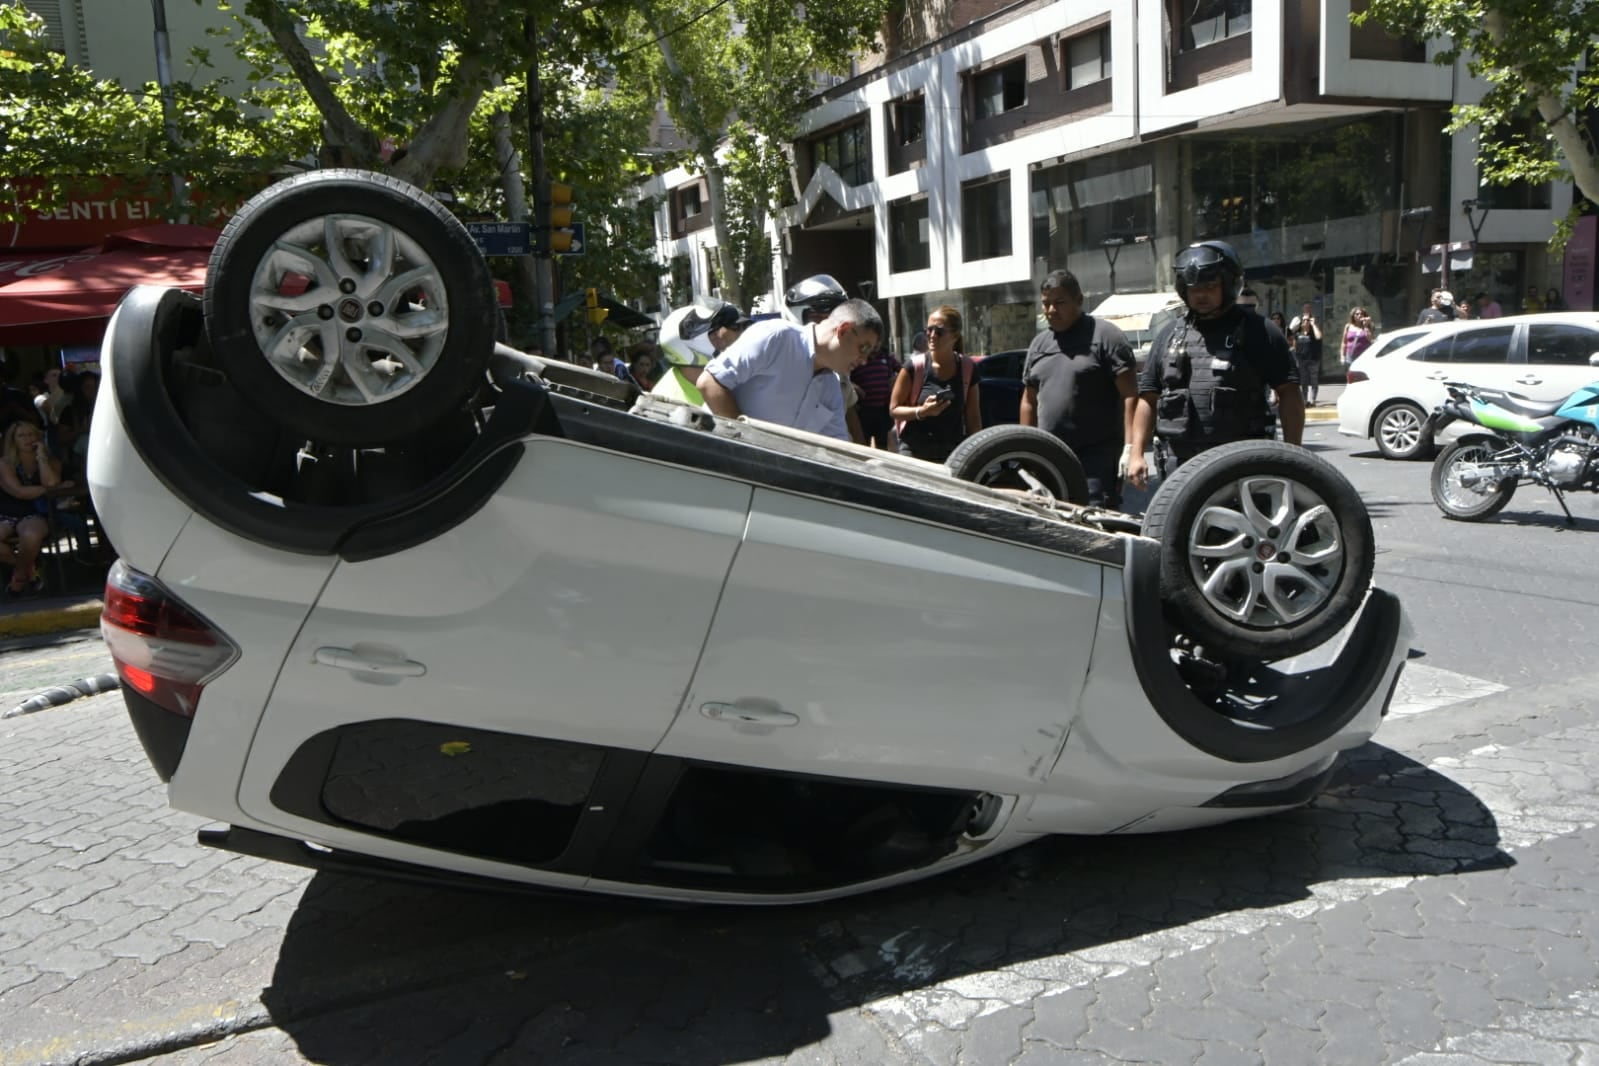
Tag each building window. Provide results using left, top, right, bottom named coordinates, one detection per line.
left=890, top=197, right=931, bottom=273
left=1064, top=27, right=1111, bottom=89
left=811, top=121, right=871, bottom=186
left=1177, top=0, right=1251, bottom=51
left=1031, top=150, right=1155, bottom=258
left=1186, top=115, right=1402, bottom=241
left=961, top=177, right=1012, bottom=261
left=893, top=95, right=925, bottom=146
left=677, top=184, right=703, bottom=219
left=972, top=59, right=1027, bottom=120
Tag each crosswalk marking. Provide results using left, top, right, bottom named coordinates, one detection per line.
left=1387, top=661, right=1509, bottom=718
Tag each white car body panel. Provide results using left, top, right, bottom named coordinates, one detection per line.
left=235, top=441, right=753, bottom=831
left=85, top=312, right=195, bottom=576
left=658, top=488, right=1103, bottom=789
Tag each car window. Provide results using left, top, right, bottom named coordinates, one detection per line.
left=1408, top=335, right=1455, bottom=362
left=1414, top=325, right=1515, bottom=364
left=1526, top=323, right=1599, bottom=366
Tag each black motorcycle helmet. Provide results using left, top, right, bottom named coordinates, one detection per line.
left=1173, top=241, right=1243, bottom=307
left=784, top=273, right=848, bottom=322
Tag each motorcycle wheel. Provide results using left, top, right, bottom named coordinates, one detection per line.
left=204, top=169, right=496, bottom=448
left=1431, top=439, right=1517, bottom=521
left=1140, top=439, right=1374, bottom=661
left=945, top=425, right=1091, bottom=504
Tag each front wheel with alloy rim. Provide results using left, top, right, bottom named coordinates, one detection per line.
left=945, top=425, right=1091, bottom=504
left=204, top=169, right=496, bottom=448
left=1431, top=438, right=1518, bottom=520
left=1373, top=401, right=1432, bottom=460
left=1140, top=440, right=1375, bottom=660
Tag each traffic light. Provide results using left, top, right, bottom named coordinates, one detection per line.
left=585, top=286, right=608, bottom=326
left=534, top=180, right=575, bottom=256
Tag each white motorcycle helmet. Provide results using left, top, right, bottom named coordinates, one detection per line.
left=658, top=297, right=745, bottom=366
left=783, top=273, right=848, bottom=323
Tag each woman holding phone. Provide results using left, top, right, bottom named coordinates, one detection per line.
left=889, top=305, right=981, bottom=462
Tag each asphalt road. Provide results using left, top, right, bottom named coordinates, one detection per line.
left=6, top=424, right=1599, bottom=1066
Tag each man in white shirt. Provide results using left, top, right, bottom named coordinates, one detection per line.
left=696, top=299, right=882, bottom=441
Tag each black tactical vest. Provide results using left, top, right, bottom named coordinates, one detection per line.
left=1153, top=312, right=1271, bottom=443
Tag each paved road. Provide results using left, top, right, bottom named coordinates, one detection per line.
left=6, top=425, right=1599, bottom=1066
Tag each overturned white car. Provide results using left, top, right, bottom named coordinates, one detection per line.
left=89, top=171, right=1409, bottom=904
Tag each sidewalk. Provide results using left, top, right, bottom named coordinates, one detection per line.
left=0, top=590, right=103, bottom=640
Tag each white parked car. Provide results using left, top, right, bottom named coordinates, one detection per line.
left=1339, top=314, right=1599, bottom=460
left=89, top=171, right=1410, bottom=905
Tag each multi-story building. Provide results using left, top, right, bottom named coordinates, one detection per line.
left=642, top=0, right=1577, bottom=359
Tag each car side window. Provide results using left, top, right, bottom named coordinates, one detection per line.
left=1446, top=325, right=1515, bottom=364
left=1526, top=323, right=1598, bottom=366
left=1409, top=335, right=1454, bottom=362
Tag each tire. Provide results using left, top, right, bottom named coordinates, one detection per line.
left=204, top=169, right=496, bottom=448
left=945, top=425, right=1091, bottom=504
left=1431, top=439, right=1517, bottom=521
left=1372, top=401, right=1432, bottom=461
left=1140, top=440, right=1375, bottom=660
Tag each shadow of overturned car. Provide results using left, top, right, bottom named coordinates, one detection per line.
left=259, top=742, right=1505, bottom=1065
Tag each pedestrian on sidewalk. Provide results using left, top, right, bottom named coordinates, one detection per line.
left=1288, top=302, right=1323, bottom=405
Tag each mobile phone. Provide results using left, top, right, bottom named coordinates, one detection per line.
left=932, top=387, right=954, bottom=404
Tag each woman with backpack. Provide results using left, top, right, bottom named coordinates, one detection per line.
left=889, top=305, right=982, bottom=463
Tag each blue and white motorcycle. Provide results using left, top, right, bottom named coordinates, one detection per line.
left=1427, top=356, right=1599, bottom=523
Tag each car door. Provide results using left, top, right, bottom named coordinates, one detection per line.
left=1520, top=319, right=1599, bottom=400
left=659, top=487, right=1105, bottom=792
left=236, top=438, right=754, bottom=847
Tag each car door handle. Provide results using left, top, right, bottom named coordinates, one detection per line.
left=1426, top=372, right=1449, bottom=380
left=314, top=646, right=427, bottom=677
left=1514, top=375, right=1543, bottom=385
left=700, top=701, right=799, bottom=727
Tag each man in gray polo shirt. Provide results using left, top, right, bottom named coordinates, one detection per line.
left=1020, top=269, right=1137, bottom=508
left=696, top=299, right=883, bottom=441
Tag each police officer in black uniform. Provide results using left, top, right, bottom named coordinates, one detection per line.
left=1126, top=241, right=1304, bottom=491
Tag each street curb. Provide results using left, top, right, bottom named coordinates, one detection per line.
left=0, top=600, right=103, bottom=640
left=1305, top=410, right=1339, bottom=423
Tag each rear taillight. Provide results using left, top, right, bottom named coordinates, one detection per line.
left=101, top=561, right=238, bottom=719
left=1346, top=369, right=1368, bottom=384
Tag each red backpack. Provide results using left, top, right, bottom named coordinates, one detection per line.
left=894, top=354, right=975, bottom=437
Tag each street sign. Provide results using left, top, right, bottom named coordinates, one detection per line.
left=465, top=221, right=532, bottom=257
left=563, top=221, right=587, bottom=257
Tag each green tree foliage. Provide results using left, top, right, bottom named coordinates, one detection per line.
left=1355, top=0, right=1599, bottom=223
left=0, top=0, right=662, bottom=309
left=623, top=0, right=891, bottom=309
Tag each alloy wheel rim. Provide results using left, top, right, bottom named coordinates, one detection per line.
left=247, top=213, right=449, bottom=407
left=1379, top=408, right=1422, bottom=454
left=1185, top=474, right=1345, bottom=628
left=973, top=451, right=1067, bottom=498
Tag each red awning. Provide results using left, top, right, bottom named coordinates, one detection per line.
left=0, top=224, right=218, bottom=346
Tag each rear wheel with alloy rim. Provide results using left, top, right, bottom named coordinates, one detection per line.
left=1373, top=402, right=1432, bottom=460
left=945, top=425, right=1091, bottom=504
left=204, top=169, right=496, bottom=448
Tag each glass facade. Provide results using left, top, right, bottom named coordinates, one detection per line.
left=890, top=196, right=931, bottom=272
left=1031, top=146, right=1159, bottom=303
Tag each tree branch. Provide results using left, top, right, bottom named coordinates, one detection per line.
left=245, top=0, right=379, bottom=164
left=1481, top=9, right=1599, bottom=208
